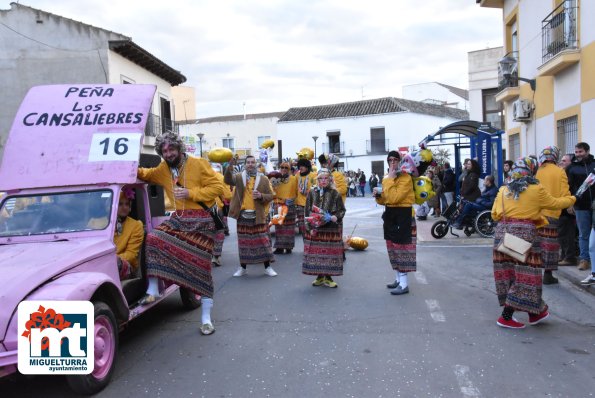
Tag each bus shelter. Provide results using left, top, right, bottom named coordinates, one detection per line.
left=418, top=120, right=504, bottom=196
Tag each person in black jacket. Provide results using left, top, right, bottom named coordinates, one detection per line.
left=460, top=159, right=481, bottom=202
left=566, top=142, right=595, bottom=270
left=442, top=162, right=456, bottom=207
left=452, top=175, right=497, bottom=229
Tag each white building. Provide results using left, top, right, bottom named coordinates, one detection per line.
left=0, top=3, right=186, bottom=158
left=277, top=97, right=468, bottom=177
left=178, top=112, right=284, bottom=159
left=402, top=82, right=469, bottom=110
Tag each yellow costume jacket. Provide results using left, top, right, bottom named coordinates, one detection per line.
left=138, top=155, right=225, bottom=210
left=535, top=162, right=571, bottom=219
left=114, top=216, right=144, bottom=270
left=491, top=184, right=576, bottom=228
left=375, top=174, right=415, bottom=207
left=274, top=175, right=298, bottom=204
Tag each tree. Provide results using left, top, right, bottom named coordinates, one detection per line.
left=432, top=147, right=451, bottom=166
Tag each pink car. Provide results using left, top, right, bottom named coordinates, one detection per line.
left=0, top=85, right=200, bottom=394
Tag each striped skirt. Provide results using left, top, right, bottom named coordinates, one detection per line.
left=302, top=223, right=344, bottom=276
left=146, top=209, right=215, bottom=298
left=493, top=219, right=546, bottom=315
left=273, top=204, right=296, bottom=249
left=538, top=217, right=560, bottom=271
left=296, top=205, right=306, bottom=235
left=237, top=217, right=275, bottom=264
left=386, top=219, right=417, bottom=272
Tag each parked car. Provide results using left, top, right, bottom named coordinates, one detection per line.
left=0, top=84, right=200, bottom=395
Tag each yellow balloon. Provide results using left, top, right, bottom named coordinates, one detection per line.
left=348, top=237, right=368, bottom=250
left=207, top=147, right=233, bottom=163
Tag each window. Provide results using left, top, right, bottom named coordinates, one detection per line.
left=371, top=161, right=384, bottom=178
left=508, top=134, right=520, bottom=161
left=369, top=127, right=386, bottom=153
left=222, top=138, right=235, bottom=151
left=557, top=115, right=578, bottom=155
left=160, top=97, right=172, bottom=134
left=326, top=131, right=342, bottom=154
left=258, top=136, right=271, bottom=147
left=482, top=88, right=504, bottom=130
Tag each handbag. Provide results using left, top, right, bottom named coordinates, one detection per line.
left=496, top=196, right=532, bottom=262
left=199, top=202, right=225, bottom=230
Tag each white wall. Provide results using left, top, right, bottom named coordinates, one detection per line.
left=582, top=99, right=595, bottom=144
left=278, top=112, right=462, bottom=175
left=108, top=52, right=174, bottom=117
left=553, top=64, right=581, bottom=112
left=179, top=116, right=280, bottom=156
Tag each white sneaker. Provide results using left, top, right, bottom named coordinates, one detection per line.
left=580, top=274, right=595, bottom=285
left=233, top=267, right=247, bottom=277
left=264, top=267, right=278, bottom=277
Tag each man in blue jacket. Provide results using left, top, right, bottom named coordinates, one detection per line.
left=452, top=175, right=497, bottom=229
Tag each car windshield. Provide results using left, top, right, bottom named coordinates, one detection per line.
left=0, top=190, right=113, bottom=236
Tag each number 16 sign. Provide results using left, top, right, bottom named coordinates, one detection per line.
left=88, top=133, right=141, bottom=162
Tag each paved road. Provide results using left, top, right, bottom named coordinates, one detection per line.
left=2, top=197, right=595, bottom=397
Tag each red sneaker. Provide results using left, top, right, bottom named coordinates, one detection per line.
left=497, top=317, right=525, bottom=329
left=528, top=307, right=549, bottom=325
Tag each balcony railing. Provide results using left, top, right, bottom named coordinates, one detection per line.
left=145, top=113, right=179, bottom=137
left=322, top=141, right=344, bottom=155
left=542, top=0, right=578, bottom=63
left=366, top=139, right=390, bottom=154
left=497, top=51, right=519, bottom=91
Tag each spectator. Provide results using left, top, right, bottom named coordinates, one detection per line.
left=460, top=159, right=481, bottom=202
left=426, top=169, right=442, bottom=217
left=566, top=142, right=595, bottom=271
left=349, top=172, right=357, bottom=197
left=452, top=175, right=497, bottom=229
left=369, top=173, right=379, bottom=192
left=442, top=162, right=455, bottom=207
left=557, top=153, right=577, bottom=265
left=359, top=171, right=367, bottom=196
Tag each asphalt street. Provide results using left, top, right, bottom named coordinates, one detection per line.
left=2, top=197, right=595, bottom=397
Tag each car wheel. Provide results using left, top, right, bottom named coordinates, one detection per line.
left=180, top=288, right=202, bottom=310
left=67, top=301, right=117, bottom=395
left=430, top=221, right=448, bottom=239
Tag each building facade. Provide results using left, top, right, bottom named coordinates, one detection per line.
left=478, top=0, right=594, bottom=157
left=178, top=112, right=285, bottom=159
left=0, top=3, right=186, bottom=158
left=277, top=97, right=468, bottom=177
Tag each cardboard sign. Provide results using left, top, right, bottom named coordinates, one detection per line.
left=0, top=84, right=156, bottom=191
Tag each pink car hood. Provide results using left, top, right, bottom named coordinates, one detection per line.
left=0, top=238, right=114, bottom=339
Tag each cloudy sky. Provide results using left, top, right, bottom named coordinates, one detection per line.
left=2, top=0, right=503, bottom=118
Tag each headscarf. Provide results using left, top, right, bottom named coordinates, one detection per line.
left=539, top=146, right=560, bottom=165
left=155, top=131, right=186, bottom=157
left=120, top=186, right=135, bottom=201
left=506, top=156, right=539, bottom=200
left=327, top=153, right=339, bottom=168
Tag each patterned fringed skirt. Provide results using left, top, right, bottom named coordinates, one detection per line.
left=493, top=219, right=546, bottom=315
left=237, top=217, right=275, bottom=264
left=146, top=209, right=215, bottom=297
left=273, top=204, right=296, bottom=249
left=386, top=218, right=417, bottom=272
left=302, top=223, right=344, bottom=276
left=538, top=217, right=560, bottom=271
left=212, top=229, right=225, bottom=257
left=296, top=205, right=306, bottom=235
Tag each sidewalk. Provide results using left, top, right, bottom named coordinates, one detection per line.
left=415, top=216, right=595, bottom=296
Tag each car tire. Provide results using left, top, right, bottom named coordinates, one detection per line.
left=180, top=288, right=202, bottom=310
left=67, top=301, right=117, bottom=395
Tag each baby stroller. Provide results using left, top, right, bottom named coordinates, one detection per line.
left=430, top=197, right=496, bottom=239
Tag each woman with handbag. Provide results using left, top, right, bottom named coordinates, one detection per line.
left=491, top=157, right=576, bottom=329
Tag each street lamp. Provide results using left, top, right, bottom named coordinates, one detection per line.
left=197, top=133, right=205, bottom=157
left=312, top=135, right=318, bottom=161
left=498, top=56, right=536, bottom=91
